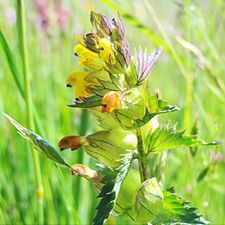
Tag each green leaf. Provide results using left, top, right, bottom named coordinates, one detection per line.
left=146, top=123, right=220, bottom=154
left=0, top=30, right=45, bottom=137
left=93, top=152, right=133, bottom=225
left=130, top=96, right=179, bottom=129
left=197, top=166, right=210, bottom=183
left=68, top=95, right=102, bottom=108
left=148, top=95, right=180, bottom=116
left=3, top=113, right=70, bottom=167
left=151, top=187, right=209, bottom=224
left=0, top=30, right=24, bottom=98
left=135, top=178, right=163, bottom=223
left=190, top=118, right=200, bottom=157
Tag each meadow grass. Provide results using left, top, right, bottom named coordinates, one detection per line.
left=0, top=0, right=224, bottom=224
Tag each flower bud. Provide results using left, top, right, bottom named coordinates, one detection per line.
left=90, top=11, right=112, bottom=36
left=58, top=136, right=87, bottom=151
left=111, top=14, right=125, bottom=41
left=71, top=164, right=102, bottom=183
left=134, top=47, right=162, bottom=85
left=75, top=33, right=99, bottom=53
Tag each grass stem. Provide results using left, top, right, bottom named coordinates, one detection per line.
left=17, top=0, right=44, bottom=223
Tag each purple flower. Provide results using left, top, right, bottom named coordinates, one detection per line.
left=112, top=13, right=125, bottom=40
left=35, top=0, right=49, bottom=31
left=134, top=47, right=162, bottom=85
left=90, top=11, right=112, bottom=36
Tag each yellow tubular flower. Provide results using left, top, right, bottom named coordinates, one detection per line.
left=102, top=91, right=120, bottom=113
left=99, top=38, right=115, bottom=64
left=66, top=71, right=89, bottom=98
left=74, top=44, right=104, bottom=69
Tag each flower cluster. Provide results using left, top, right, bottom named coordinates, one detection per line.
left=59, top=11, right=162, bottom=167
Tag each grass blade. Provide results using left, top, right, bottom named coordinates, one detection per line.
left=0, top=30, right=24, bottom=98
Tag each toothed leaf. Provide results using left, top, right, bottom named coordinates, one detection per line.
left=151, top=188, right=209, bottom=224
left=146, top=123, right=220, bottom=153
left=93, top=152, right=133, bottom=225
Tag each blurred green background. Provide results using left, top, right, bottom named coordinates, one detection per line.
left=0, top=0, right=224, bottom=224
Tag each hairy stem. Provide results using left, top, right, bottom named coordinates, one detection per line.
left=17, top=0, right=44, bottom=223
left=136, top=128, right=147, bottom=182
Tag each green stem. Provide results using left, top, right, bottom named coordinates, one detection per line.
left=78, top=109, right=89, bottom=162
left=76, top=109, right=89, bottom=222
left=76, top=109, right=89, bottom=204
left=17, top=0, right=44, bottom=223
left=136, top=128, right=147, bottom=182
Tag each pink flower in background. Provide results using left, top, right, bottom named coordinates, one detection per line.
left=210, top=150, right=223, bottom=163
left=35, top=0, right=49, bottom=31
left=55, top=7, right=71, bottom=31
left=35, top=0, right=70, bottom=32
left=5, top=8, right=16, bottom=26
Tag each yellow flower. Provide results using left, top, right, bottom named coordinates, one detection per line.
left=74, top=44, right=104, bottom=69
left=99, top=38, right=115, bottom=64
left=66, top=71, right=90, bottom=98
left=102, top=91, right=120, bottom=113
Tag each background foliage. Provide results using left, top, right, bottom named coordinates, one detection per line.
left=0, top=0, right=224, bottom=224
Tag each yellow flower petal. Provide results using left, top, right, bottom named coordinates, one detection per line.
left=74, top=44, right=104, bottom=69
left=66, top=71, right=89, bottom=98
left=99, top=38, right=115, bottom=64
left=102, top=91, right=120, bottom=113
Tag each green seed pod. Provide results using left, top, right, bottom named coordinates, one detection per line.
left=135, top=178, right=163, bottom=223
left=85, top=129, right=137, bottom=168
left=115, top=169, right=140, bottom=214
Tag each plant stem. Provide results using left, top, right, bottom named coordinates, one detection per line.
left=78, top=109, right=89, bottom=161
left=136, top=128, right=147, bottom=182
left=17, top=0, right=44, bottom=223
left=76, top=109, right=89, bottom=223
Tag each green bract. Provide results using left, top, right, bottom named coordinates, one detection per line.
left=135, top=178, right=163, bottom=223
left=85, top=129, right=137, bottom=168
